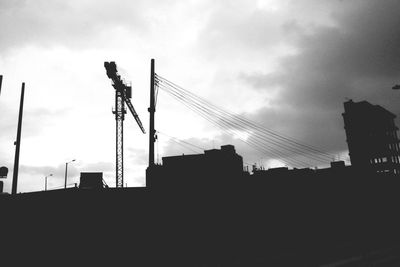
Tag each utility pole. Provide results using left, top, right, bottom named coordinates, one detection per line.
left=149, top=59, right=155, bottom=167
left=64, top=159, right=75, bottom=189
left=0, top=75, right=3, bottom=97
left=45, top=174, right=53, bottom=191
left=64, top=162, right=69, bottom=189
left=12, top=83, right=25, bottom=195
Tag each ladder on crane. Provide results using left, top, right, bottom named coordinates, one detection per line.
left=104, top=61, right=146, bottom=188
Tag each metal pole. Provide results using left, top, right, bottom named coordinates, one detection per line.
left=64, top=162, right=68, bottom=189
left=45, top=176, right=47, bottom=191
left=12, top=82, right=25, bottom=195
left=115, top=89, right=118, bottom=187
left=0, top=75, right=3, bottom=96
left=148, top=59, right=155, bottom=167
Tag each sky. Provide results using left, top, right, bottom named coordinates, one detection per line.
left=1, top=0, right=400, bottom=193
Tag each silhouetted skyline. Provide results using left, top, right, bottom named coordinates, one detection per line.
left=1, top=0, right=400, bottom=193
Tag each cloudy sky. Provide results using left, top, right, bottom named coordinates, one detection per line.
left=1, top=0, right=399, bottom=193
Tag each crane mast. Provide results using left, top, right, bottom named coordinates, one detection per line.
left=104, top=61, right=145, bottom=188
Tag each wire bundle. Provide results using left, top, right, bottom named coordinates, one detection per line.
left=155, top=74, right=334, bottom=168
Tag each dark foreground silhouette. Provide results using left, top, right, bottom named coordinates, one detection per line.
left=2, top=170, right=400, bottom=266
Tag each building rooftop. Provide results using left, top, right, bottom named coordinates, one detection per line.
left=344, top=99, right=396, bottom=119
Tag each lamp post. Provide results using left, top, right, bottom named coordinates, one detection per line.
left=64, top=159, right=75, bottom=189
left=45, top=174, right=53, bottom=191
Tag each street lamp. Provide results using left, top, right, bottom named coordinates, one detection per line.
left=45, top=174, right=53, bottom=191
left=64, top=159, right=76, bottom=189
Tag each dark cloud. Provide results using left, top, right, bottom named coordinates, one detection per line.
left=239, top=0, right=400, bottom=155
left=196, top=0, right=348, bottom=61
left=197, top=1, right=285, bottom=61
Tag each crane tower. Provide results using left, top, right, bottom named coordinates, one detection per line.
left=104, top=62, right=146, bottom=188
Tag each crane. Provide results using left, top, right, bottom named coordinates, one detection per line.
left=104, top=61, right=146, bottom=188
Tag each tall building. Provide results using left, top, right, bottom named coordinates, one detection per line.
left=342, top=100, right=400, bottom=175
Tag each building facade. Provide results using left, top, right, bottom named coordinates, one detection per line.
left=342, top=100, right=400, bottom=175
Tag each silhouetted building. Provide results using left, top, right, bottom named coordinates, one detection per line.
left=252, top=161, right=356, bottom=179
left=343, top=100, right=400, bottom=175
left=147, top=144, right=244, bottom=189
left=0, top=166, right=8, bottom=178
left=79, top=172, right=104, bottom=189
left=0, top=166, right=7, bottom=194
left=330, top=160, right=345, bottom=169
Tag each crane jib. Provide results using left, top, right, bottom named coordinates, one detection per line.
left=122, top=90, right=146, bottom=134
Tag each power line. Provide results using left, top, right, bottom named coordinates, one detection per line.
left=159, top=82, right=329, bottom=164
left=157, top=82, right=312, bottom=166
left=156, top=74, right=334, bottom=168
left=157, top=83, right=304, bottom=166
left=157, top=75, right=333, bottom=159
left=157, top=83, right=305, bottom=167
